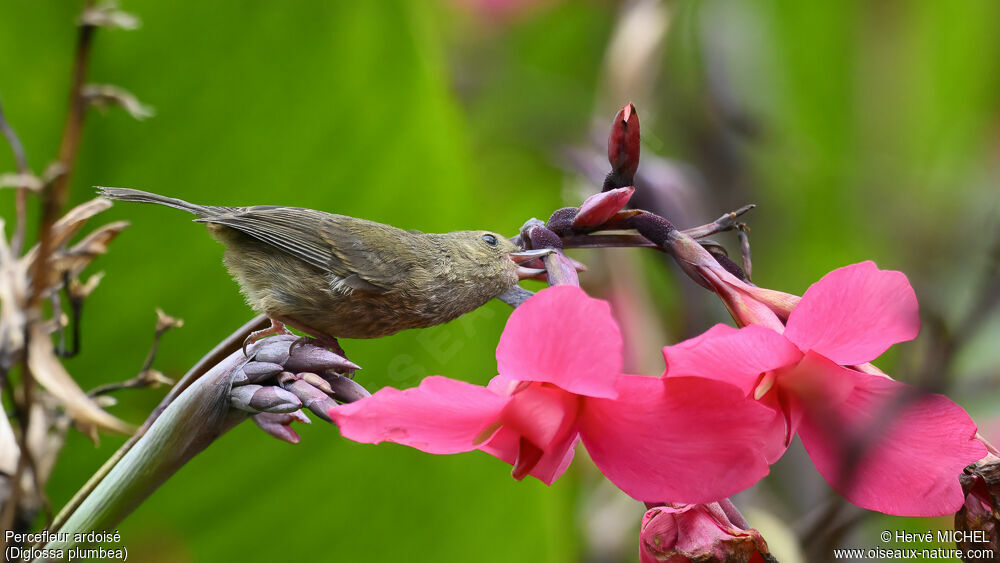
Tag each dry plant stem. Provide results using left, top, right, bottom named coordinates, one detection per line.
left=28, top=1, right=96, bottom=308
left=45, top=314, right=267, bottom=536
left=0, top=98, right=30, bottom=255
left=3, top=5, right=99, bottom=543
left=0, top=95, right=40, bottom=546
left=673, top=204, right=755, bottom=239
left=87, top=322, right=176, bottom=396
left=953, top=227, right=1000, bottom=343
left=917, top=225, right=1000, bottom=392
left=558, top=204, right=754, bottom=251
left=0, top=369, right=42, bottom=541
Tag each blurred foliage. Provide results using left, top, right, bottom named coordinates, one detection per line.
left=2, top=0, right=999, bottom=561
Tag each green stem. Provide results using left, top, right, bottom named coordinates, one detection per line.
left=38, top=349, right=250, bottom=555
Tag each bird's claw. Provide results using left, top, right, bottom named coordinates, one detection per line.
left=242, top=319, right=293, bottom=357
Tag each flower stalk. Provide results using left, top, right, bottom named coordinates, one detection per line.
left=38, top=321, right=367, bottom=554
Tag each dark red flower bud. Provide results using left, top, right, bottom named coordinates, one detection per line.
left=546, top=207, right=579, bottom=236
left=624, top=211, right=675, bottom=247
left=640, top=502, right=773, bottom=563
left=709, top=250, right=748, bottom=282
left=605, top=103, right=640, bottom=191
left=526, top=224, right=564, bottom=250
left=573, top=186, right=635, bottom=228
left=956, top=456, right=1000, bottom=557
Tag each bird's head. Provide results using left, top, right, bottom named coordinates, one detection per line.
left=443, top=231, right=553, bottom=286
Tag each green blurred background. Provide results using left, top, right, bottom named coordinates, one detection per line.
left=2, top=1, right=999, bottom=561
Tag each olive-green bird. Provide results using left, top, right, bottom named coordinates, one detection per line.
left=98, top=187, right=548, bottom=353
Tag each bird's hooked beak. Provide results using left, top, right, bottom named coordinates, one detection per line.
left=509, top=248, right=554, bottom=280
left=508, top=248, right=554, bottom=264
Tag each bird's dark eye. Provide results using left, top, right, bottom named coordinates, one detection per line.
left=481, top=234, right=499, bottom=247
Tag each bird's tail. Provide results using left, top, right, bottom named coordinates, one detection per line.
left=97, top=186, right=217, bottom=217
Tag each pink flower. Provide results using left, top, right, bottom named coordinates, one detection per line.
left=639, top=501, right=771, bottom=563
left=664, top=228, right=798, bottom=331
left=662, top=261, right=986, bottom=516
left=329, top=286, right=776, bottom=501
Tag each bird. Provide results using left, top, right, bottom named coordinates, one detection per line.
left=97, top=187, right=550, bottom=358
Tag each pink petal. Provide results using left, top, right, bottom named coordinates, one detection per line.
left=480, top=425, right=579, bottom=485
left=795, top=369, right=986, bottom=516
left=573, top=186, right=635, bottom=228
left=497, top=383, right=579, bottom=450
left=487, top=374, right=525, bottom=395
left=662, top=324, right=802, bottom=396
left=497, top=285, right=621, bottom=398
left=778, top=351, right=857, bottom=410
left=328, top=376, right=508, bottom=454
left=579, top=375, right=781, bottom=504
left=784, top=262, right=920, bottom=365
left=704, top=268, right=787, bottom=332
left=762, top=352, right=860, bottom=456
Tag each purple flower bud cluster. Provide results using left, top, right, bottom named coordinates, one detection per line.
left=232, top=335, right=368, bottom=443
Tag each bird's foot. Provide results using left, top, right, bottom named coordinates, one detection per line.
left=243, top=318, right=292, bottom=357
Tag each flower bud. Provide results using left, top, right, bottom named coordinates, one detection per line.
left=285, top=343, right=360, bottom=374
left=955, top=455, right=1000, bottom=556
left=252, top=411, right=310, bottom=444
left=606, top=103, right=640, bottom=191
left=640, top=502, right=772, bottom=563
left=231, top=361, right=284, bottom=386
left=546, top=207, right=578, bottom=237
left=230, top=384, right=302, bottom=414
left=542, top=252, right=580, bottom=286
left=525, top=224, right=563, bottom=251
left=280, top=375, right=338, bottom=423
left=573, top=186, right=635, bottom=229
left=324, top=373, right=372, bottom=403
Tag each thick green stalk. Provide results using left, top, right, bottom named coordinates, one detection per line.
left=40, top=350, right=249, bottom=553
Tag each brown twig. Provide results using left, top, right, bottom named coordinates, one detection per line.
left=0, top=98, right=30, bottom=256
left=28, top=0, right=97, bottom=308
left=557, top=204, right=756, bottom=251
left=916, top=224, right=1000, bottom=393
left=679, top=204, right=756, bottom=239
left=0, top=365, right=47, bottom=542
left=87, top=313, right=181, bottom=397
left=0, top=95, right=37, bottom=541
left=1, top=1, right=99, bottom=547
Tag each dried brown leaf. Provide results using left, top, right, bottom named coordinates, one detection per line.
left=141, top=369, right=174, bottom=388
left=23, top=198, right=113, bottom=270
left=83, top=84, right=154, bottom=120
left=0, top=408, right=19, bottom=475
left=0, top=171, right=43, bottom=191
left=0, top=221, right=28, bottom=366
left=69, top=271, right=105, bottom=300
left=79, top=2, right=140, bottom=30
left=50, top=220, right=130, bottom=280
left=27, top=324, right=135, bottom=437
left=26, top=400, right=69, bottom=486
left=154, top=308, right=183, bottom=332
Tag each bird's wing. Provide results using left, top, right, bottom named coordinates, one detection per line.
left=196, top=207, right=417, bottom=292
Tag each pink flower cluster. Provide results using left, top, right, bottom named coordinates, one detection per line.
left=328, top=262, right=985, bottom=516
